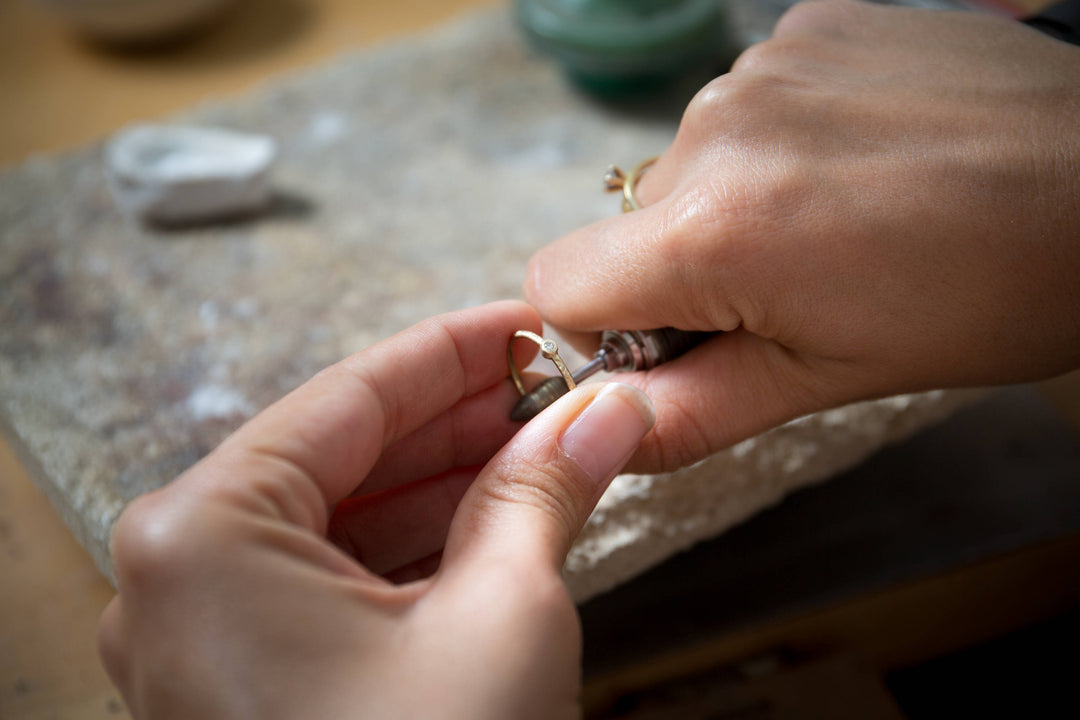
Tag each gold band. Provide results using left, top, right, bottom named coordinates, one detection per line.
left=604, top=156, right=658, bottom=213
left=507, top=330, right=576, bottom=397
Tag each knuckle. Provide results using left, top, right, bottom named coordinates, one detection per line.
left=731, top=36, right=811, bottom=76
left=730, top=41, right=773, bottom=74
left=651, top=202, right=723, bottom=329
left=613, top=374, right=709, bottom=475
left=774, top=0, right=850, bottom=37
left=649, top=184, right=750, bottom=333
left=684, top=68, right=787, bottom=142
left=110, top=491, right=205, bottom=590
left=478, top=452, right=591, bottom=538
left=683, top=75, right=739, bottom=132
left=230, top=450, right=329, bottom=530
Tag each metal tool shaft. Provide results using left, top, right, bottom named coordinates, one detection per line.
left=510, top=328, right=715, bottom=421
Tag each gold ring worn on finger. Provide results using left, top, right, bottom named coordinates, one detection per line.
left=604, top=156, right=659, bottom=213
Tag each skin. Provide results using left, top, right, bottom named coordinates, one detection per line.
left=98, top=301, right=654, bottom=719
left=100, top=3, right=1080, bottom=717
left=526, top=0, right=1080, bottom=473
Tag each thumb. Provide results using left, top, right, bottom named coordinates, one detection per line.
left=440, top=383, right=654, bottom=575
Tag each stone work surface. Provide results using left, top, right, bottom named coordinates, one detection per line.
left=0, top=8, right=973, bottom=601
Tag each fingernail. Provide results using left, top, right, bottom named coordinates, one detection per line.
left=559, top=384, right=655, bottom=486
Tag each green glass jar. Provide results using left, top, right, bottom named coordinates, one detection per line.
left=515, top=0, right=729, bottom=93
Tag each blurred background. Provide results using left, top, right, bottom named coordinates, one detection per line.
left=0, top=0, right=498, bottom=166
left=2, top=1, right=1078, bottom=718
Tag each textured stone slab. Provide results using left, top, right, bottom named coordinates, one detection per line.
left=565, top=389, right=977, bottom=601
left=580, top=386, right=1080, bottom=672
left=0, top=7, right=973, bottom=600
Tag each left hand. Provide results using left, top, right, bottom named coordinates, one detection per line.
left=97, top=300, right=655, bottom=720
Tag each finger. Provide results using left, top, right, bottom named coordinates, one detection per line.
left=525, top=145, right=692, bottom=332
left=334, top=377, right=653, bottom=579
left=327, top=468, right=475, bottom=576
left=359, top=381, right=522, bottom=495
left=628, top=150, right=682, bottom=208
left=361, top=365, right=562, bottom=493
left=194, top=300, right=542, bottom=532
left=441, top=382, right=655, bottom=575
left=613, top=329, right=857, bottom=473
left=523, top=187, right=746, bottom=334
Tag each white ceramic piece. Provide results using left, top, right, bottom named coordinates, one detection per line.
left=105, top=124, right=278, bottom=224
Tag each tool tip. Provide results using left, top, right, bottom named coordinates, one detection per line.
left=509, top=398, right=542, bottom=422
left=510, top=376, right=570, bottom=422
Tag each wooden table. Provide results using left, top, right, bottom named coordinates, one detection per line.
left=1, top=1, right=1071, bottom=718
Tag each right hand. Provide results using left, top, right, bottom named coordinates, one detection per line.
left=525, top=0, right=1080, bottom=473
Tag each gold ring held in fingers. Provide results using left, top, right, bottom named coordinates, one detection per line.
left=604, top=156, right=658, bottom=213
left=508, top=330, right=576, bottom=397
left=506, top=159, right=655, bottom=399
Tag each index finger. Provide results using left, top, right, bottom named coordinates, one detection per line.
left=194, top=300, right=542, bottom=532
left=524, top=195, right=738, bottom=333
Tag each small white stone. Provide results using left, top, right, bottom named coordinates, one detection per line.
left=105, top=124, right=278, bottom=224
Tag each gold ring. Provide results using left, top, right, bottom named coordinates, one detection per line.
left=603, top=156, right=658, bottom=213
left=507, top=330, right=576, bottom=397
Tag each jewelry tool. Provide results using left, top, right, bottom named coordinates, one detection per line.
left=509, top=328, right=714, bottom=421
left=508, top=157, right=720, bottom=421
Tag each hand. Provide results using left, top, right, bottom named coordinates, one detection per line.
left=97, top=301, right=654, bottom=720
left=525, top=0, right=1080, bottom=472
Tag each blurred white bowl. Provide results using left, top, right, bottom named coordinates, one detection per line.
left=37, top=0, right=237, bottom=43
